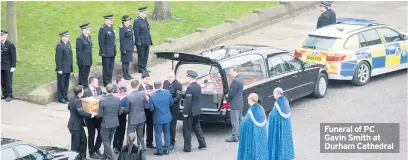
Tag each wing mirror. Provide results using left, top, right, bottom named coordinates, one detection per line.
left=401, top=34, right=408, bottom=40
left=44, top=152, right=54, bottom=160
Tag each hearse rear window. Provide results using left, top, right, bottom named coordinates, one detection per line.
left=302, top=35, right=337, bottom=50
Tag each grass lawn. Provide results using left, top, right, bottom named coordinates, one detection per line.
left=1, top=1, right=279, bottom=97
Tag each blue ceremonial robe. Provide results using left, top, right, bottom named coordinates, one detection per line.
left=268, top=96, right=295, bottom=160
left=237, top=103, right=268, bottom=160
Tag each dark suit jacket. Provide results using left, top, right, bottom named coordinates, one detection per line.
left=76, top=33, right=93, bottom=66
left=98, top=24, right=116, bottom=57
left=125, top=90, right=147, bottom=125
left=317, top=9, right=336, bottom=29
left=227, top=74, right=244, bottom=110
left=55, top=41, right=73, bottom=73
left=83, top=87, right=103, bottom=98
left=183, top=82, right=202, bottom=116
left=138, top=83, right=153, bottom=91
left=113, top=85, right=127, bottom=93
left=163, top=79, right=182, bottom=116
left=67, top=96, right=92, bottom=130
left=149, top=90, right=173, bottom=124
left=1, top=40, right=16, bottom=70
left=98, top=94, right=121, bottom=128
left=133, top=16, right=152, bottom=46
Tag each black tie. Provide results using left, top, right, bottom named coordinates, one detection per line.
left=93, top=89, right=97, bottom=96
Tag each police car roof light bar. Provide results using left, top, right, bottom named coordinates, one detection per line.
left=336, top=18, right=376, bottom=26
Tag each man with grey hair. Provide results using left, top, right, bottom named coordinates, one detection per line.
left=226, top=66, right=244, bottom=143
left=163, top=71, right=183, bottom=150
left=268, top=87, right=295, bottom=159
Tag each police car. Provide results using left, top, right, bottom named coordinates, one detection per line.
left=294, top=18, right=408, bottom=85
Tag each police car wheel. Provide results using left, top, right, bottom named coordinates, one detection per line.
left=312, top=73, right=328, bottom=98
left=352, top=61, right=371, bottom=86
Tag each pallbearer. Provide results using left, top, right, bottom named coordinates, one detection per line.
left=1, top=30, right=16, bottom=102
left=55, top=31, right=73, bottom=104
left=119, top=15, right=134, bottom=80
left=99, top=14, right=116, bottom=86
left=76, top=23, right=93, bottom=88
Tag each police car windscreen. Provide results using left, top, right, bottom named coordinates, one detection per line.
left=302, top=35, right=337, bottom=51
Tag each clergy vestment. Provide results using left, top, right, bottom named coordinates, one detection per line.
left=268, top=95, right=295, bottom=160
left=237, top=103, right=268, bottom=160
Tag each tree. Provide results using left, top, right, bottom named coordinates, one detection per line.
left=6, top=1, right=18, bottom=61
left=152, top=1, right=173, bottom=21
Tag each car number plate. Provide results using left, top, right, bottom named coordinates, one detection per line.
left=306, top=56, right=322, bottom=61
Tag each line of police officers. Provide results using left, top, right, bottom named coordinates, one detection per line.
left=55, top=6, right=152, bottom=104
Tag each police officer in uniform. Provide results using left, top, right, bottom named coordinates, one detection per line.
left=55, top=31, right=73, bottom=104
left=133, top=7, right=153, bottom=74
left=76, top=23, right=93, bottom=88
left=163, top=71, right=182, bottom=150
left=119, top=15, right=134, bottom=80
left=67, top=85, right=96, bottom=160
left=182, top=70, right=207, bottom=152
left=1, top=30, right=16, bottom=102
left=317, top=1, right=336, bottom=29
left=98, top=14, right=117, bottom=86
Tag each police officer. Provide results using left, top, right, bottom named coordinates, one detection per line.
left=76, top=23, right=93, bottom=88
left=120, top=15, right=134, bottom=80
left=99, top=14, right=116, bottom=86
left=1, top=30, right=16, bottom=102
left=317, top=1, right=336, bottom=29
left=182, top=70, right=207, bottom=152
left=55, top=31, right=73, bottom=104
left=133, top=6, right=153, bottom=74
left=163, top=71, right=182, bottom=150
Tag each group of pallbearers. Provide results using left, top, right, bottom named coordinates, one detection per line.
left=56, top=6, right=152, bottom=104
left=68, top=69, right=207, bottom=160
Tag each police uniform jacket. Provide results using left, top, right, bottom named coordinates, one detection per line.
left=55, top=41, right=73, bottom=73
left=98, top=24, right=116, bottom=57
left=133, top=16, right=152, bottom=46
left=183, top=82, right=202, bottom=116
left=1, top=40, right=16, bottom=71
left=76, top=33, right=93, bottom=66
left=317, top=9, right=336, bottom=29
left=98, top=94, right=121, bottom=128
left=67, top=96, right=92, bottom=130
left=119, top=25, right=134, bottom=63
left=163, top=79, right=182, bottom=116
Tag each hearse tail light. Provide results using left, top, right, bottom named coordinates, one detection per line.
left=294, top=51, right=302, bottom=58
left=222, top=99, right=230, bottom=109
left=326, top=54, right=346, bottom=62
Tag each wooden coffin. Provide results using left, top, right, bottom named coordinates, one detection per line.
left=82, top=96, right=102, bottom=114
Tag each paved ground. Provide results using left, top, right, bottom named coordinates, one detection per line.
left=2, top=1, right=407, bottom=160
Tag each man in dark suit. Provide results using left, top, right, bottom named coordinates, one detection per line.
left=149, top=80, right=174, bottom=156
left=317, top=1, right=336, bottom=29
left=55, top=31, right=73, bottom=104
left=1, top=30, right=16, bottom=102
left=99, top=14, right=117, bottom=86
left=112, top=75, right=128, bottom=153
left=182, top=70, right=207, bottom=152
left=163, top=71, right=182, bottom=150
left=120, top=15, right=134, bottom=80
left=225, top=67, right=244, bottom=143
left=76, top=23, right=93, bottom=88
left=82, top=77, right=103, bottom=159
left=125, top=80, right=148, bottom=150
left=137, top=72, right=155, bottom=148
left=67, top=85, right=96, bottom=160
left=98, top=84, right=121, bottom=160
left=133, top=6, right=153, bottom=73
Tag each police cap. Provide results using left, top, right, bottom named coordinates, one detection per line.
left=138, top=6, right=148, bottom=12
left=187, top=70, right=198, bottom=78
left=122, top=15, right=132, bottom=21
left=320, top=1, right=332, bottom=7
left=1, top=30, right=8, bottom=36
left=141, top=72, right=150, bottom=79
left=103, top=14, right=114, bottom=19
left=59, top=31, right=69, bottom=37
left=79, top=23, right=90, bottom=29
